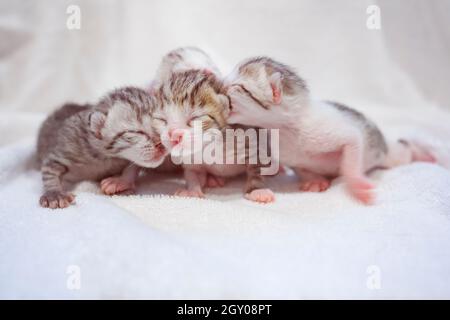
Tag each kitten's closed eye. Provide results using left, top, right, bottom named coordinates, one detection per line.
left=154, top=117, right=167, bottom=125
left=121, top=132, right=141, bottom=144
left=188, top=114, right=213, bottom=127
left=228, top=99, right=235, bottom=113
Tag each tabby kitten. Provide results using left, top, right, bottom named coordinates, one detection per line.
left=37, top=87, right=167, bottom=209
left=152, top=69, right=275, bottom=203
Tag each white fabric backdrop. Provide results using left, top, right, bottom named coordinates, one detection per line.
left=1, top=0, right=450, bottom=299
left=1, top=0, right=450, bottom=113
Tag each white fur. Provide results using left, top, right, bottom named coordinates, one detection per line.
left=228, top=88, right=373, bottom=176
left=152, top=47, right=222, bottom=90
left=226, top=63, right=389, bottom=203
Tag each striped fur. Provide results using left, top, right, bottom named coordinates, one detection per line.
left=234, top=56, right=308, bottom=97
left=37, top=86, right=166, bottom=209
left=152, top=47, right=221, bottom=89
left=154, top=69, right=229, bottom=132
left=151, top=50, right=274, bottom=201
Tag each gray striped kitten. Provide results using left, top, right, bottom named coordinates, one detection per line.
left=37, top=86, right=167, bottom=209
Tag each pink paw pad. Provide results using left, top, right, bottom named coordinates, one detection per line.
left=39, top=191, right=75, bottom=209
left=174, top=189, right=205, bottom=198
left=347, top=177, right=376, bottom=205
left=299, top=180, right=331, bottom=192
left=245, top=188, right=275, bottom=203
left=100, top=177, right=135, bottom=195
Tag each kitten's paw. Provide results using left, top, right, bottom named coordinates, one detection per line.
left=245, top=188, right=275, bottom=203
left=39, top=191, right=75, bottom=209
left=174, top=189, right=205, bottom=198
left=346, top=177, right=376, bottom=205
left=205, top=174, right=225, bottom=188
left=299, top=179, right=331, bottom=192
left=100, top=177, right=135, bottom=195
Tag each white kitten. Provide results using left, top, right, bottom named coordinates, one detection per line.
left=225, top=57, right=436, bottom=204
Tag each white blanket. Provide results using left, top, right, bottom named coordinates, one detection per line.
left=1, top=0, right=450, bottom=299
left=1, top=109, right=450, bottom=299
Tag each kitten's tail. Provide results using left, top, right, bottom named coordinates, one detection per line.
left=383, top=138, right=441, bottom=168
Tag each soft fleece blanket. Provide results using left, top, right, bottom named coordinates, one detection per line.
left=1, top=0, right=450, bottom=299
left=1, top=106, right=450, bottom=299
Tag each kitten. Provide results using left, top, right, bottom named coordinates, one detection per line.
left=100, top=47, right=223, bottom=195
left=225, top=57, right=436, bottom=204
left=152, top=69, right=275, bottom=203
left=37, top=87, right=167, bottom=209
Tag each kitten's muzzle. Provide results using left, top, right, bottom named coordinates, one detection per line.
left=148, top=143, right=167, bottom=163
left=168, top=128, right=184, bottom=146
left=155, top=142, right=167, bottom=156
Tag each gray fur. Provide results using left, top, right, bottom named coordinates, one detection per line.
left=327, top=101, right=388, bottom=156
left=153, top=47, right=221, bottom=90
left=37, top=86, right=166, bottom=209
left=238, top=56, right=308, bottom=96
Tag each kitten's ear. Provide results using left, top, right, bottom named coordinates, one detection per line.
left=89, top=111, right=106, bottom=139
left=269, top=72, right=282, bottom=104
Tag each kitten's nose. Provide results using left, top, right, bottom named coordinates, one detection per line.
left=169, top=129, right=184, bottom=146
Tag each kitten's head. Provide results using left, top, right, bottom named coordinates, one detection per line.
left=152, top=70, right=230, bottom=155
left=89, top=87, right=167, bottom=168
left=154, top=47, right=221, bottom=88
left=224, top=57, right=309, bottom=126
